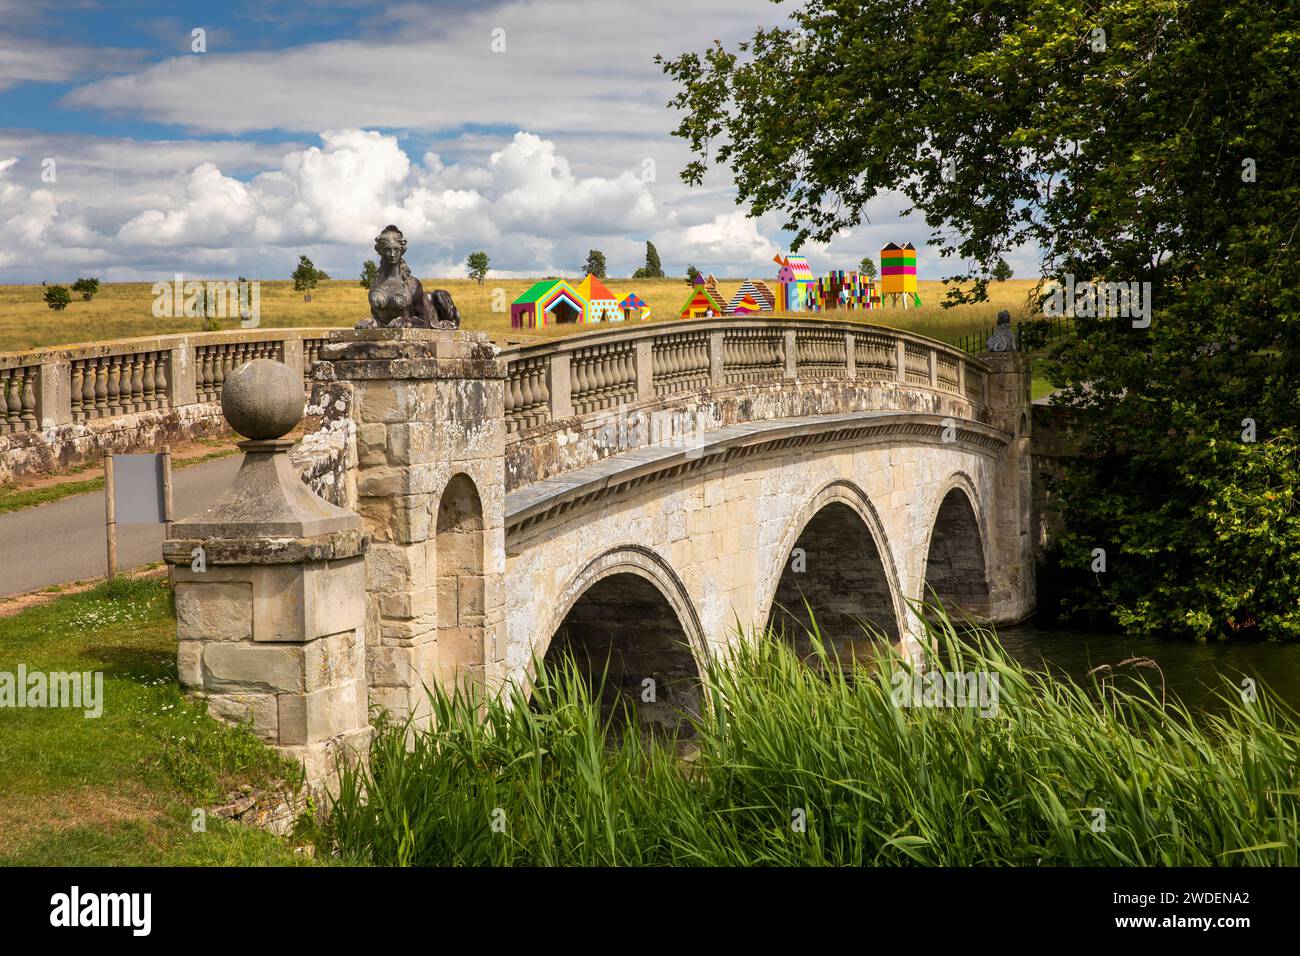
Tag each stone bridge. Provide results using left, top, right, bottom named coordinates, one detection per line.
left=163, top=319, right=1035, bottom=779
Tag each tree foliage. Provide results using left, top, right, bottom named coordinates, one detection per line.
left=583, top=249, right=607, bottom=278
left=359, top=260, right=377, bottom=289
left=661, top=0, right=1300, bottom=639
left=292, top=255, right=323, bottom=293
left=466, top=251, right=490, bottom=285
left=991, top=259, right=1013, bottom=282
left=632, top=241, right=666, bottom=279
left=858, top=257, right=876, bottom=280
left=43, top=285, right=71, bottom=310
left=71, top=277, right=99, bottom=300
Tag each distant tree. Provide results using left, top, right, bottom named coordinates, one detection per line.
left=43, top=285, right=71, bottom=311
left=71, top=277, right=100, bottom=301
left=467, top=251, right=490, bottom=285
left=858, top=257, right=877, bottom=280
left=632, top=241, right=665, bottom=279
left=293, top=255, right=321, bottom=300
left=991, top=258, right=1013, bottom=281
left=583, top=249, right=607, bottom=278
left=359, top=260, right=378, bottom=289
left=685, top=263, right=702, bottom=284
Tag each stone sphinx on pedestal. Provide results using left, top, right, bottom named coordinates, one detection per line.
left=356, top=224, right=462, bottom=331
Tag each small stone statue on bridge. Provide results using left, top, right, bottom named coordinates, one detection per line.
left=356, top=224, right=462, bottom=331
left=987, top=309, right=1016, bottom=352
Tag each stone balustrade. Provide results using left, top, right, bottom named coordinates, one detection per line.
left=498, top=318, right=990, bottom=436
left=0, top=328, right=334, bottom=482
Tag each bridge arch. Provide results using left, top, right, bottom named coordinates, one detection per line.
left=919, top=473, right=992, bottom=620
left=536, top=546, right=706, bottom=737
left=763, top=479, right=904, bottom=658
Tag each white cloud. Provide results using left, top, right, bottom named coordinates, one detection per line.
left=58, top=0, right=784, bottom=136
left=655, top=210, right=779, bottom=273
left=0, top=128, right=672, bottom=281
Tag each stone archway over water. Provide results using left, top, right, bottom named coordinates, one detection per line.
left=922, top=486, right=991, bottom=619
left=544, top=571, right=703, bottom=739
left=767, top=500, right=901, bottom=661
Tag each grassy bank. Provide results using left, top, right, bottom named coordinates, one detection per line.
left=0, top=577, right=315, bottom=865
left=0, top=278, right=1041, bottom=352
left=328, top=616, right=1300, bottom=866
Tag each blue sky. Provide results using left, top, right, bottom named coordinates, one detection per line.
left=0, top=0, right=1036, bottom=284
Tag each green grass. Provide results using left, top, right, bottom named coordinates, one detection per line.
left=0, top=477, right=105, bottom=515
left=0, top=576, right=317, bottom=865
left=328, top=611, right=1300, bottom=866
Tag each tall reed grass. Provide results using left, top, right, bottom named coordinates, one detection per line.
left=327, top=611, right=1300, bottom=866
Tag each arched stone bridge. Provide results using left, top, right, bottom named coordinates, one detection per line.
left=165, top=319, right=1036, bottom=775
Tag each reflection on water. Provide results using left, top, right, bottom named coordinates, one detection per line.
left=994, top=622, right=1300, bottom=714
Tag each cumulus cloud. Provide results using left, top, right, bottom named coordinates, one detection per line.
left=0, top=128, right=672, bottom=281
left=655, top=210, right=780, bottom=273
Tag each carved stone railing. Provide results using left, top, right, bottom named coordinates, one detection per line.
left=0, top=328, right=335, bottom=435
left=0, top=328, right=336, bottom=482
left=498, top=318, right=990, bottom=437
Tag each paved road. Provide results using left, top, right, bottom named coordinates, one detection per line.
left=0, top=456, right=242, bottom=597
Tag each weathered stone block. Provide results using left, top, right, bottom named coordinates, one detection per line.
left=176, top=581, right=252, bottom=642
left=357, top=463, right=439, bottom=497
left=177, top=640, right=203, bottom=688
left=377, top=585, right=436, bottom=621
left=386, top=422, right=436, bottom=465
left=203, top=643, right=304, bottom=693
left=205, top=692, right=279, bottom=742
left=277, top=679, right=367, bottom=746
left=367, top=541, right=427, bottom=594
left=356, top=422, right=387, bottom=466
left=368, top=643, right=416, bottom=687
left=250, top=557, right=366, bottom=643
left=303, top=629, right=364, bottom=692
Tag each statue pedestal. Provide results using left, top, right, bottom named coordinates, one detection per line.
left=315, top=328, right=508, bottom=724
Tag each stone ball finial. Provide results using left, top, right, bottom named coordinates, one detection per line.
left=221, top=358, right=304, bottom=440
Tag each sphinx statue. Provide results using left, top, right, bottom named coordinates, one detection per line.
left=986, top=309, right=1016, bottom=352
left=356, top=224, right=462, bottom=330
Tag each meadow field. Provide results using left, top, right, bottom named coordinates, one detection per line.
left=0, top=277, right=1043, bottom=353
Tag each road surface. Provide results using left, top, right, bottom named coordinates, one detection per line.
left=0, top=456, right=242, bottom=597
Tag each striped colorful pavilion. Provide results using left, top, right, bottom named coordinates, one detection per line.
left=510, top=279, right=587, bottom=329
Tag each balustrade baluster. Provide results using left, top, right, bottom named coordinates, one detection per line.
left=142, top=353, right=156, bottom=409
left=105, top=355, right=122, bottom=415
left=70, top=364, right=84, bottom=422
left=19, top=367, right=36, bottom=427
left=94, top=357, right=108, bottom=414
left=129, top=354, right=145, bottom=411
left=0, top=370, right=12, bottom=431
left=155, top=353, right=169, bottom=407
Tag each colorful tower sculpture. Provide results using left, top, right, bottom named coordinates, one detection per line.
left=880, top=242, right=920, bottom=307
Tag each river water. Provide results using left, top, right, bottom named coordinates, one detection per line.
left=995, top=622, right=1300, bottom=714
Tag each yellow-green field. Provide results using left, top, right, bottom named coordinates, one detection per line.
left=0, top=278, right=1043, bottom=353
